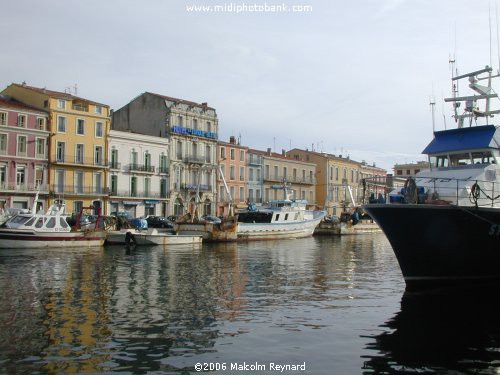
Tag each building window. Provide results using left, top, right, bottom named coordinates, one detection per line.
left=177, top=115, right=183, bottom=126
left=205, top=145, right=211, bottom=163
left=0, top=165, right=6, bottom=187
left=16, top=166, right=26, bottom=188
left=0, top=112, right=6, bottom=126
left=95, top=105, right=102, bottom=114
left=159, top=154, right=168, bottom=173
left=37, top=117, right=45, bottom=130
left=35, top=167, right=44, bottom=188
left=130, top=176, right=137, bottom=196
left=240, top=150, right=245, bottom=161
left=230, top=186, right=235, bottom=200
left=76, top=118, right=85, bottom=135
left=74, top=201, right=83, bottom=214
left=36, top=138, right=45, bottom=158
left=230, top=165, right=235, bottom=180
left=192, top=118, right=198, bottom=130
left=240, top=166, right=244, bottom=181
left=144, top=152, right=151, bottom=169
left=220, top=147, right=225, bottom=159
left=57, top=116, right=67, bottom=133
left=230, top=148, right=235, bottom=160
left=17, top=114, right=26, bottom=128
left=95, top=121, right=103, bottom=137
left=56, top=141, right=65, bottom=162
left=17, top=135, right=27, bottom=156
left=55, top=169, right=64, bottom=193
left=249, top=168, right=254, bottom=181
left=76, top=144, right=84, bottom=164
left=75, top=171, right=84, bottom=194
left=94, top=146, right=103, bottom=166
left=160, top=178, right=167, bottom=198
left=176, top=141, right=183, bottom=160
left=239, top=187, right=244, bottom=200
left=94, top=172, right=102, bottom=194
left=144, top=177, right=151, bottom=196
left=207, top=121, right=211, bottom=133
left=0, top=133, right=7, bottom=155
left=111, top=149, right=119, bottom=169
left=58, top=99, right=66, bottom=109
left=110, top=175, right=118, bottom=195
left=274, top=166, right=278, bottom=179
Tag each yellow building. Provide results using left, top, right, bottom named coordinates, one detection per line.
left=287, top=149, right=364, bottom=216
left=2, top=83, right=110, bottom=214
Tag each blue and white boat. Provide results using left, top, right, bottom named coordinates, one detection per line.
left=364, top=65, right=500, bottom=290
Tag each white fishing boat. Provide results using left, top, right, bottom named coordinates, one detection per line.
left=175, top=184, right=326, bottom=241
left=0, top=202, right=105, bottom=249
left=105, top=228, right=203, bottom=246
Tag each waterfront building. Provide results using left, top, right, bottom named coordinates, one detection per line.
left=247, top=149, right=264, bottom=205
left=255, top=148, right=316, bottom=205
left=393, top=160, right=429, bottom=177
left=107, top=130, right=170, bottom=217
left=217, top=136, right=248, bottom=216
left=359, top=161, right=388, bottom=202
left=0, top=95, right=49, bottom=211
left=2, top=83, right=110, bottom=214
left=112, top=92, right=218, bottom=216
left=287, top=149, right=382, bottom=216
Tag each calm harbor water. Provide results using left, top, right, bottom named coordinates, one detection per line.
left=1, top=235, right=499, bottom=374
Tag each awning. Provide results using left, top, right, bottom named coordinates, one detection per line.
left=422, top=125, right=500, bottom=154
left=144, top=200, right=160, bottom=204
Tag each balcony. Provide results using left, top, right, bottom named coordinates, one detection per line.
left=108, top=161, right=121, bottom=170
left=72, top=103, right=89, bottom=112
left=0, top=183, right=49, bottom=193
left=53, top=155, right=108, bottom=168
left=127, top=164, right=155, bottom=173
left=181, top=183, right=212, bottom=191
left=51, top=185, right=109, bottom=196
left=109, top=190, right=167, bottom=198
left=184, top=155, right=206, bottom=164
left=158, top=166, right=169, bottom=174
left=263, top=175, right=315, bottom=185
left=248, top=155, right=262, bottom=165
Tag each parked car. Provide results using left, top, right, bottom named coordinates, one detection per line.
left=166, top=215, right=179, bottom=223
left=130, top=217, right=148, bottom=230
left=200, top=215, right=221, bottom=224
left=111, top=211, right=134, bottom=221
left=146, top=216, right=173, bottom=228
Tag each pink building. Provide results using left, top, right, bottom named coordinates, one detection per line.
left=0, top=95, right=49, bottom=211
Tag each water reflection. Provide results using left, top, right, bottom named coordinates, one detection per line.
left=362, top=287, right=500, bottom=374
left=0, top=236, right=405, bottom=374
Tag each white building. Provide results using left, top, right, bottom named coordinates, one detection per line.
left=107, top=130, right=169, bottom=217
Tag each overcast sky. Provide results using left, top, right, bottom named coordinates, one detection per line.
left=1, top=0, right=496, bottom=171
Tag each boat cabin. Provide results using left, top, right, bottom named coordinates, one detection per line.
left=5, top=214, right=71, bottom=232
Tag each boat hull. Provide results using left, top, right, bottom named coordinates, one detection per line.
left=314, top=220, right=381, bottom=235
left=0, top=229, right=106, bottom=249
left=364, top=204, right=500, bottom=289
left=105, top=230, right=203, bottom=246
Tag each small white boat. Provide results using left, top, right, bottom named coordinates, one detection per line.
left=0, top=202, right=105, bottom=249
left=105, top=228, right=203, bottom=246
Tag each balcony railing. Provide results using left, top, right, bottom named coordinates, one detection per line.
left=72, top=104, right=89, bottom=112
left=263, top=175, right=315, bottom=184
left=108, top=161, right=121, bottom=169
left=51, top=185, right=109, bottom=195
left=181, top=183, right=212, bottom=191
left=128, top=164, right=155, bottom=173
left=158, top=166, right=169, bottom=174
left=184, top=155, right=206, bottom=164
left=248, top=156, right=262, bottom=165
left=54, top=155, right=108, bottom=167
left=109, top=190, right=167, bottom=198
left=0, top=183, right=49, bottom=193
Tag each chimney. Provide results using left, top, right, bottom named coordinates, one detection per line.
left=281, top=149, right=286, bottom=156
left=229, top=136, right=236, bottom=144
left=267, top=147, right=272, bottom=155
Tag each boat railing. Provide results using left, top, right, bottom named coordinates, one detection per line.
left=362, top=176, right=500, bottom=207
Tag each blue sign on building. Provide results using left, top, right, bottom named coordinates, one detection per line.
left=172, top=125, right=217, bottom=140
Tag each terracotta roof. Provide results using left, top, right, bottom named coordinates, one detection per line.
left=0, top=95, right=48, bottom=115
left=147, top=92, right=215, bottom=111
left=10, top=83, right=109, bottom=107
